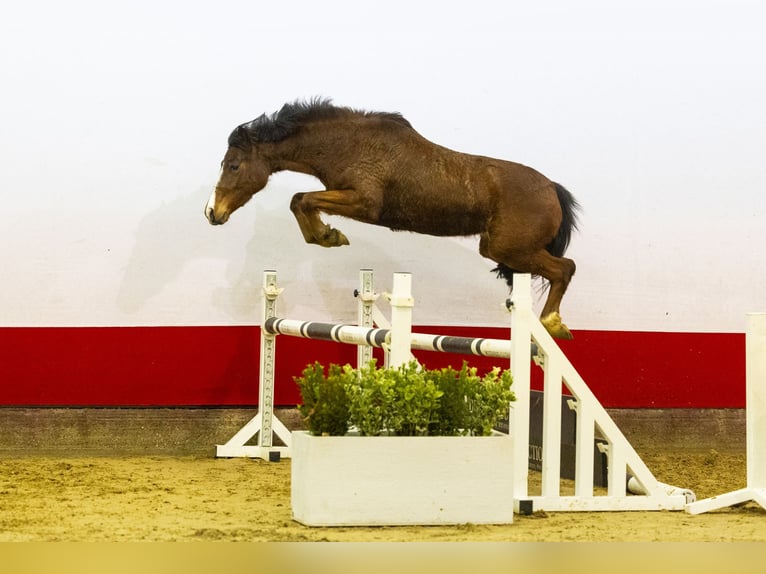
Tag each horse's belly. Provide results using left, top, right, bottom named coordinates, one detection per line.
left=377, top=194, right=486, bottom=236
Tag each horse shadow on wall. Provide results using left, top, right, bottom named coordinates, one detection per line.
left=117, top=186, right=508, bottom=323
left=116, top=185, right=260, bottom=320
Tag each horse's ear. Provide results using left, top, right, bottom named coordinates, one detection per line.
left=228, top=124, right=252, bottom=150
left=235, top=125, right=249, bottom=139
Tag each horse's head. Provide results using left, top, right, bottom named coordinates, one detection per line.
left=205, top=135, right=270, bottom=225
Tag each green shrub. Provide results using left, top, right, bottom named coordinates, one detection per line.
left=462, top=364, right=515, bottom=436
left=345, top=361, right=403, bottom=436
left=295, top=360, right=515, bottom=437
left=425, top=362, right=514, bottom=436
left=294, top=362, right=353, bottom=436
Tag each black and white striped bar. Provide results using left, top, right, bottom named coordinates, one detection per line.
left=264, top=317, right=390, bottom=348
left=263, top=317, right=513, bottom=359
left=410, top=333, right=511, bottom=358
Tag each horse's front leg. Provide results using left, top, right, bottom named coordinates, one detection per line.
left=290, top=189, right=376, bottom=248
left=290, top=190, right=350, bottom=247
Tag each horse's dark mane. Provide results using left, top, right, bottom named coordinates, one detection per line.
left=228, top=98, right=412, bottom=148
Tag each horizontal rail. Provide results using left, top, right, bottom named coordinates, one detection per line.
left=263, top=317, right=512, bottom=359
left=264, top=318, right=389, bottom=348
left=411, top=333, right=510, bottom=358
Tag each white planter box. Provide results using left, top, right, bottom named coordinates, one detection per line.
left=290, top=430, right=514, bottom=526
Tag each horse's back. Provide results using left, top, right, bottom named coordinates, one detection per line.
left=326, top=119, right=559, bottom=237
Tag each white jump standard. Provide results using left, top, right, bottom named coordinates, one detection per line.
left=507, top=273, right=693, bottom=512
left=216, top=268, right=695, bottom=514
left=686, top=313, right=766, bottom=514
left=215, top=271, right=291, bottom=460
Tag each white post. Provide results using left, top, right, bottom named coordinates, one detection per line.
left=510, top=274, right=533, bottom=508
left=357, top=269, right=375, bottom=368
left=388, top=272, right=414, bottom=368
left=216, top=270, right=290, bottom=459
left=572, top=398, right=596, bottom=497
left=541, top=351, right=563, bottom=498
left=686, top=312, right=766, bottom=513
left=746, top=312, right=766, bottom=490
left=258, top=270, right=279, bottom=448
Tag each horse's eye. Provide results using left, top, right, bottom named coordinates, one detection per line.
left=229, top=164, right=239, bottom=172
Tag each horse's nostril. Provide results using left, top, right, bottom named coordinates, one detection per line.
left=208, top=212, right=224, bottom=226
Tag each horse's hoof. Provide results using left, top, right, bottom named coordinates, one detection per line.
left=317, top=228, right=349, bottom=247
left=541, top=312, right=573, bottom=340
left=334, top=230, right=350, bottom=246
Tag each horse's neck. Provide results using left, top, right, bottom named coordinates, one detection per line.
left=265, top=132, right=337, bottom=180
left=266, top=152, right=317, bottom=177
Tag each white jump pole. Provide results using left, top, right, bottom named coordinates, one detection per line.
left=387, top=272, right=414, bottom=369
left=686, top=312, right=766, bottom=514
left=509, top=273, right=533, bottom=509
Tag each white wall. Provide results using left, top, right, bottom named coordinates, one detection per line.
left=1, top=0, right=764, bottom=331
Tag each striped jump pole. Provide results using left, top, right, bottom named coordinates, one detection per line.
left=263, top=317, right=512, bottom=360
left=264, top=318, right=390, bottom=350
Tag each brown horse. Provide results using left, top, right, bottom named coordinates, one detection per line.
left=205, top=98, right=580, bottom=338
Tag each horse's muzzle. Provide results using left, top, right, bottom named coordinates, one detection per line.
left=205, top=206, right=231, bottom=225
left=205, top=207, right=222, bottom=225
left=204, top=188, right=228, bottom=225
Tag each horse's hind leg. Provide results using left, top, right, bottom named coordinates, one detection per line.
left=534, top=250, right=577, bottom=339
left=481, top=236, right=576, bottom=339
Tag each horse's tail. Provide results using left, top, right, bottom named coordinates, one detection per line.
left=491, top=182, right=580, bottom=289
left=547, top=182, right=581, bottom=258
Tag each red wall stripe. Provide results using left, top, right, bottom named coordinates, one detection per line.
left=554, top=330, right=744, bottom=408
left=0, top=326, right=744, bottom=408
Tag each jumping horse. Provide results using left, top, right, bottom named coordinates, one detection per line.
left=205, top=98, right=580, bottom=339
